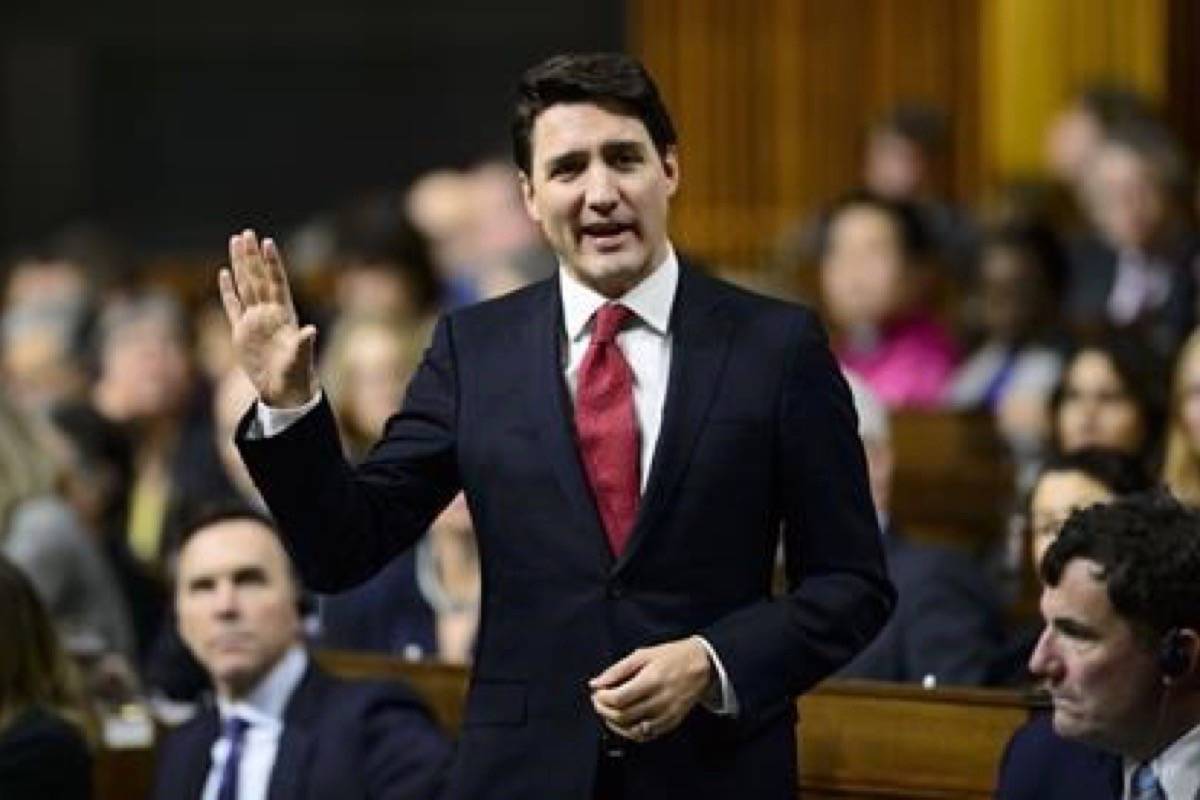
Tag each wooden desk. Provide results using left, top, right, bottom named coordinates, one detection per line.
left=316, top=652, right=1035, bottom=799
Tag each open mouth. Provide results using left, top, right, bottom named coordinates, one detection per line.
left=580, top=222, right=636, bottom=250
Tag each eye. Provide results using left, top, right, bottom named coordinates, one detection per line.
left=612, top=150, right=643, bottom=169
left=187, top=577, right=215, bottom=594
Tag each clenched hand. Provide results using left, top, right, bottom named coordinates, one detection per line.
left=589, top=637, right=715, bottom=742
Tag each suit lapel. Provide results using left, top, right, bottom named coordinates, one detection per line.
left=615, top=264, right=734, bottom=573
left=525, top=277, right=614, bottom=566
left=176, top=709, right=220, bottom=800
left=266, top=666, right=321, bottom=800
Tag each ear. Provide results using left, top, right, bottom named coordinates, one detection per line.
left=519, top=171, right=541, bottom=224
left=661, top=146, right=680, bottom=198
left=1163, top=628, right=1200, bottom=685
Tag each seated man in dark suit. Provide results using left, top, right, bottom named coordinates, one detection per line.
left=998, top=493, right=1200, bottom=800
left=837, top=375, right=1004, bottom=686
left=153, top=505, right=450, bottom=800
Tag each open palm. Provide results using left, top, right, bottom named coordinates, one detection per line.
left=219, top=230, right=318, bottom=408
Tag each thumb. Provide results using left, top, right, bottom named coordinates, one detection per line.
left=590, top=649, right=648, bottom=689
left=296, top=324, right=318, bottom=350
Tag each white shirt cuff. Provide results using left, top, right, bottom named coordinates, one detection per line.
left=250, top=391, right=323, bottom=439
left=692, top=635, right=739, bottom=717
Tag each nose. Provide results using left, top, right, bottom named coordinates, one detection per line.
left=584, top=164, right=618, bottom=214
left=1028, top=626, right=1062, bottom=683
left=212, top=580, right=240, bottom=618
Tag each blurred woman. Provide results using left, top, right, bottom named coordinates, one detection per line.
left=0, top=392, right=135, bottom=663
left=1049, top=336, right=1167, bottom=472
left=947, top=224, right=1069, bottom=454
left=820, top=190, right=959, bottom=408
left=317, top=314, right=480, bottom=663
left=1163, top=328, right=1200, bottom=505
left=0, top=555, right=92, bottom=799
left=321, top=314, right=424, bottom=461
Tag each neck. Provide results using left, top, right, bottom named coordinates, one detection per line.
left=1126, top=693, right=1200, bottom=763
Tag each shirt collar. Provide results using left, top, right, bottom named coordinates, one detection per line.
left=559, top=244, right=679, bottom=342
left=1123, top=721, right=1200, bottom=800
left=216, top=644, right=308, bottom=729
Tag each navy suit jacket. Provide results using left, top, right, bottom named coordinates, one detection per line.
left=839, top=529, right=1004, bottom=687
left=995, top=712, right=1122, bottom=800
left=151, top=663, right=450, bottom=800
left=238, top=264, right=895, bottom=799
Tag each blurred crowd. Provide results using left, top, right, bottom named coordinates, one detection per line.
left=2, top=81, right=1200, bottom=747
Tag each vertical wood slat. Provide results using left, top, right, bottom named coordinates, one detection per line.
left=630, top=0, right=1167, bottom=273
left=630, top=0, right=985, bottom=272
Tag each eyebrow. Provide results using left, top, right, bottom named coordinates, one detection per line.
left=184, top=565, right=269, bottom=591
left=1050, top=616, right=1101, bottom=640
left=542, top=139, right=648, bottom=173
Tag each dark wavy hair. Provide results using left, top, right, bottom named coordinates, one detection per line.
left=1049, top=334, right=1169, bottom=470
left=1042, top=491, right=1200, bottom=644
left=0, top=556, right=91, bottom=741
left=511, top=52, right=677, bottom=175
left=817, top=189, right=933, bottom=264
left=1027, top=448, right=1154, bottom=519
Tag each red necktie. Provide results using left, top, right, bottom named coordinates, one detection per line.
left=576, top=303, right=640, bottom=556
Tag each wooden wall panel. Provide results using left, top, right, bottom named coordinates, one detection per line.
left=630, top=0, right=1168, bottom=272
left=1166, top=0, right=1200, bottom=159
left=982, top=0, right=1166, bottom=177
left=630, top=0, right=981, bottom=271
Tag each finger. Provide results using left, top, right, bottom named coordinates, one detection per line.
left=293, top=324, right=318, bottom=353
left=591, top=696, right=643, bottom=739
left=217, top=268, right=244, bottom=326
left=229, top=234, right=252, bottom=306
left=232, top=231, right=264, bottom=306
left=601, top=717, right=640, bottom=740
left=261, top=237, right=295, bottom=316
left=590, top=649, right=649, bottom=690
left=593, top=672, right=656, bottom=712
left=593, top=691, right=660, bottom=728
left=242, top=229, right=269, bottom=305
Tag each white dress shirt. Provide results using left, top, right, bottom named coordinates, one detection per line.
left=201, top=645, right=308, bottom=800
left=1107, top=249, right=1171, bottom=326
left=1122, top=722, right=1200, bottom=800
left=255, top=245, right=737, bottom=714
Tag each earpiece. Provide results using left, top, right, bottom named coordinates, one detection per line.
left=1159, top=628, right=1191, bottom=678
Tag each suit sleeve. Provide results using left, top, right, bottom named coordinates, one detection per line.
left=237, top=316, right=461, bottom=592
left=357, top=685, right=453, bottom=800
left=702, top=310, right=895, bottom=716
left=901, top=550, right=1004, bottom=686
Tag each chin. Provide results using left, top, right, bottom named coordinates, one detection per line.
left=577, top=257, right=651, bottom=294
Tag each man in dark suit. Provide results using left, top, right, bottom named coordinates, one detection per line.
left=1066, top=122, right=1198, bottom=356
left=997, top=494, right=1200, bottom=800
left=222, top=53, right=894, bottom=798
left=836, top=376, right=1003, bottom=687
left=153, top=506, right=450, bottom=799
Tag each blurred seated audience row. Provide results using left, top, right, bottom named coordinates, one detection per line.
left=2, top=81, right=1200, bottom=800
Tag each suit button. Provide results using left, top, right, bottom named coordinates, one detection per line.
left=608, top=582, right=625, bottom=599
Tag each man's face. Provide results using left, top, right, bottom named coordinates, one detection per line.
left=176, top=518, right=301, bottom=698
left=1029, top=558, right=1162, bottom=755
left=1085, top=143, right=1166, bottom=252
left=520, top=102, right=678, bottom=298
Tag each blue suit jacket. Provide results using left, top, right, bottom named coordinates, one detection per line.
left=151, top=663, right=450, bottom=800
left=995, top=712, right=1122, bottom=800
left=238, top=265, right=895, bottom=799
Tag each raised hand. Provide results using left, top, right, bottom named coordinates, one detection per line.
left=219, top=230, right=318, bottom=408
